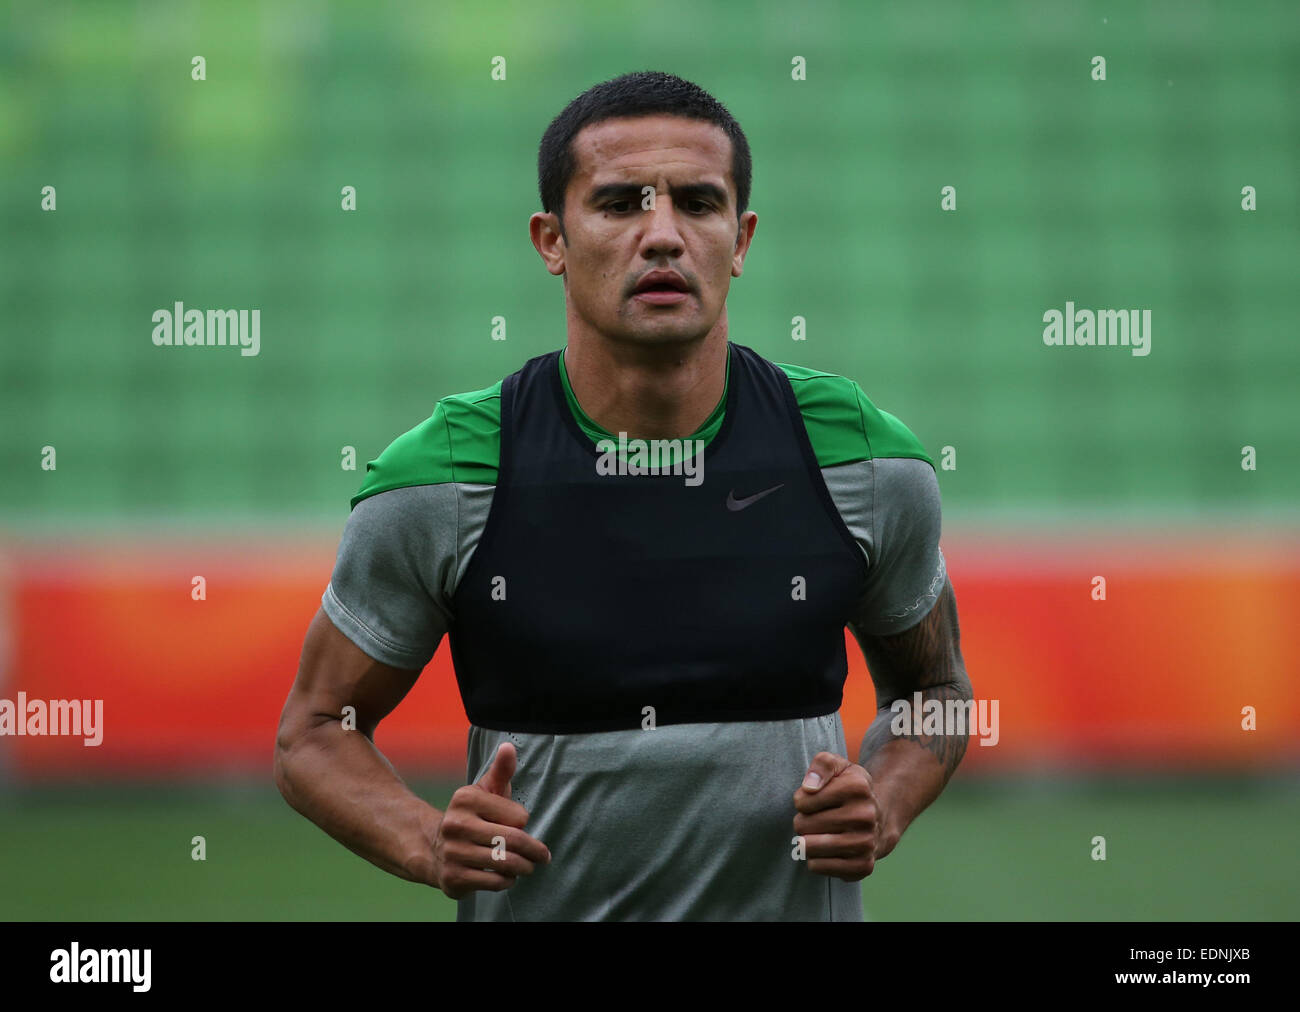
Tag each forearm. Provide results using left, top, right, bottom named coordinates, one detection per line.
left=274, top=721, right=444, bottom=886
left=858, top=692, right=969, bottom=857
left=854, top=576, right=973, bottom=857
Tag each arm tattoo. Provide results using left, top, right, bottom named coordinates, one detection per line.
left=856, top=576, right=973, bottom=783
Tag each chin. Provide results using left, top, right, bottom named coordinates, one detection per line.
left=616, top=327, right=710, bottom=347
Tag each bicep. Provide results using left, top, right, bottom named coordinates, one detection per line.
left=321, top=485, right=454, bottom=670
left=853, top=575, right=969, bottom=706
left=279, top=607, right=423, bottom=743
left=843, top=455, right=962, bottom=701
left=847, top=456, right=946, bottom=636
left=284, top=482, right=459, bottom=742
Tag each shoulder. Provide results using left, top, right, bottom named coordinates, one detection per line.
left=773, top=360, right=934, bottom=469
left=350, top=380, right=503, bottom=509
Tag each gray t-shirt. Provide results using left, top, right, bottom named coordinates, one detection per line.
left=322, top=363, right=946, bottom=921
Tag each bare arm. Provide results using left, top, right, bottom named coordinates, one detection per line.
left=274, top=607, right=443, bottom=884
left=853, top=574, right=972, bottom=858
left=275, top=607, right=550, bottom=896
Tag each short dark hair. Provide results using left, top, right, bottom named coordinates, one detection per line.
left=537, top=70, right=752, bottom=239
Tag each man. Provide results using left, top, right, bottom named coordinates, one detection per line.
left=275, top=70, right=972, bottom=921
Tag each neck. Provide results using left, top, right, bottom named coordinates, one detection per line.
left=565, top=315, right=729, bottom=440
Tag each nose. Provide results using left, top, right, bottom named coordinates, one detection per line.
left=639, top=194, right=686, bottom=259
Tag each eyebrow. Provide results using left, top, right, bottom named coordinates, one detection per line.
left=587, top=181, right=730, bottom=208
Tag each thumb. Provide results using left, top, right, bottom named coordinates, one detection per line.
left=801, top=751, right=850, bottom=792
left=477, top=742, right=517, bottom=798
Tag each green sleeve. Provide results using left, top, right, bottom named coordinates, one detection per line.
left=777, top=362, right=933, bottom=468
left=351, top=381, right=503, bottom=509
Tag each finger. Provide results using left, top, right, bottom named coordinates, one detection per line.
left=456, top=789, right=534, bottom=831
left=807, top=855, right=876, bottom=880
left=793, top=805, right=877, bottom=837
left=477, top=742, right=517, bottom=798
left=449, top=839, right=545, bottom=879
left=440, top=866, right=519, bottom=898
left=440, top=801, right=552, bottom=862
left=800, top=832, right=876, bottom=860
left=798, top=751, right=851, bottom=793
left=475, top=823, right=551, bottom=866
left=442, top=812, right=551, bottom=861
left=794, top=764, right=871, bottom=814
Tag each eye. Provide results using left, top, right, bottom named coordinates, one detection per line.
left=605, top=200, right=633, bottom=213
left=687, top=199, right=712, bottom=213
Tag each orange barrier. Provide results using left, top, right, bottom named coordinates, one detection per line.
left=2, top=531, right=1297, bottom=780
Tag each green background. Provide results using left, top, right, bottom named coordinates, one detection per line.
left=3, top=0, right=1296, bottom=529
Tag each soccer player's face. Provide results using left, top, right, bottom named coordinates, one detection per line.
left=539, top=114, right=756, bottom=347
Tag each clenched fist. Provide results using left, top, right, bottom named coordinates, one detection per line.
left=792, top=751, right=885, bottom=881
left=431, top=742, right=552, bottom=899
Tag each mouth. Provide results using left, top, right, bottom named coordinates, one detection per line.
left=633, top=288, right=691, bottom=305
left=632, top=272, right=691, bottom=305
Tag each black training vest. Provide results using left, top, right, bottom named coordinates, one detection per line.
left=448, top=342, right=868, bottom=733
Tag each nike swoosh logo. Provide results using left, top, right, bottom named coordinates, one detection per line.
left=726, top=484, right=785, bottom=511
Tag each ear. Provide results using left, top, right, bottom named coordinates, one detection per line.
left=530, top=211, right=567, bottom=277
left=732, top=210, right=758, bottom=277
